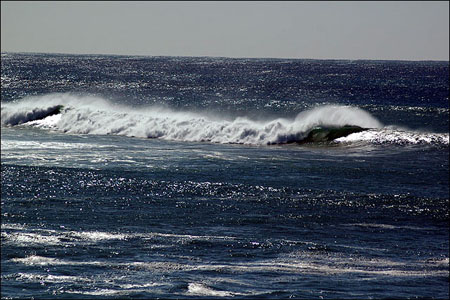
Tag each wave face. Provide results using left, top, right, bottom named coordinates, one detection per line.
left=2, top=93, right=447, bottom=146
left=1, top=94, right=384, bottom=145
left=1, top=104, right=64, bottom=126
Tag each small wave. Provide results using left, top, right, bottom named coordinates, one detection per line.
left=187, top=283, right=234, bottom=297
left=14, top=272, right=91, bottom=283
left=344, top=223, right=435, bottom=231
left=2, top=231, right=61, bottom=246
left=11, top=255, right=81, bottom=266
left=2, top=228, right=128, bottom=247
left=70, top=230, right=128, bottom=241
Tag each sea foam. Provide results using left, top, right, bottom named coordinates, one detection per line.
left=3, top=93, right=447, bottom=146
left=1, top=93, right=383, bottom=145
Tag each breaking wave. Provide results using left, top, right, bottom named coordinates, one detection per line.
left=336, top=127, right=449, bottom=146
left=1, top=93, right=447, bottom=146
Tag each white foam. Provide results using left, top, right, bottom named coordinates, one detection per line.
left=111, top=258, right=448, bottom=278
left=1, top=223, right=28, bottom=230
left=149, top=232, right=237, bottom=241
left=15, top=272, right=91, bottom=283
left=69, top=230, right=127, bottom=241
left=1, top=93, right=383, bottom=145
left=120, top=283, right=163, bottom=289
left=2, top=227, right=129, bottom=248
left=2, top=225, right=238, bottom=250
left=336, top=128, right=449, bottom=145
left=346, top=222, right=433, bottom=231
left=0, top=140, right=109, bottom=150
left=10, top=252, right=447, bottom=298
left=65, top=289, right=124, bottom=296
left=3, top=232, right=61, bottom=246
left=6, top=225, right=447, bottom=281
left=12, top=256, right=63, bottom=266
left=26, top=113, right=62, bottom=128
left=11, top=255, right=102, bottom=267
left=187, top=283, right=234, bottom=297
left=65, top=283, right=167, bottom=296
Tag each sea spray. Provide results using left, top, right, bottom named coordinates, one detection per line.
left=1, top=54, right=449, bottom=300
left=5, top=93, right=449, bottom=145
left=7, top=93, right=447, bottom=146
left=1, top=93, right=384, bottom=145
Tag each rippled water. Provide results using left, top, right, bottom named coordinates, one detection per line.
left=1, top=53, right=449, bottom=299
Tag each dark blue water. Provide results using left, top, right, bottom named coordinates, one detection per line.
left=1, top=53, right=449, bottom=299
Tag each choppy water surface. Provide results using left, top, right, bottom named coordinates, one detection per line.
left=1, top=53, right=449, bottom=299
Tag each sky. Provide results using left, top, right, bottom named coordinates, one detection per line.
left=1, top=1, right=449, bottom=61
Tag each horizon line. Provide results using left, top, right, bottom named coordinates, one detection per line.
left=2, top=50, right=449, bottom=63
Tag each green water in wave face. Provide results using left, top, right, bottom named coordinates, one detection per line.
left=1, top=54, right=448, bottom=300
left=299, top=125, right=367, bottom=144
left=45, top=105, right=64, bottom=118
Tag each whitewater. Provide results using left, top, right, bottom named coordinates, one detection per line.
left=2, top=93, right=448, bottom=146
left=1, top=53, right=448, bottom=299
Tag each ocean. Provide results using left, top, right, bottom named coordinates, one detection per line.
left=1, top=53, right=449, bottom=299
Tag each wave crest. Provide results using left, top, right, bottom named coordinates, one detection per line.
left=10, top=93, right=446, bottom=146
left=1, top=104, right=64, bottom=126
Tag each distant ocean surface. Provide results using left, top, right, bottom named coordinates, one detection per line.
left=1, top=53, right=449, bottom=299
